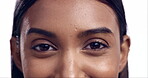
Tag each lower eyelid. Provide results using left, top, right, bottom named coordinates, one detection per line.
left=32, top=51, right=58, bottom=58
left=81, top=45, right=109, bottom=55
left=81, top=50, right=106, bottom=56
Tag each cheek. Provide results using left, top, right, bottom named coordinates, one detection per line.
left=21, top=55, right=59, bottom=77
left=82, top=52, right=120, bottom=77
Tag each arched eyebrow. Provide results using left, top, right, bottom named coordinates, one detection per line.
left=78, top=27, right=113, bottom=38
left=27, top=28, right=56, bottom=38
left=27, top=27, right=113, bottom=38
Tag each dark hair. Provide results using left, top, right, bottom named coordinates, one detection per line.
left=12, top=0, right=128, bottom=78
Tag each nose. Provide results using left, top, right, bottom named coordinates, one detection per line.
left=55, top=50, right=87, bottom=78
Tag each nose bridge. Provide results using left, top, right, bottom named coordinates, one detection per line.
left=58, top=49, right=79, bottom=77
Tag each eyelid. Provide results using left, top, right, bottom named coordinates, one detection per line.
left=81, top=38, right=110, bottom=56
left=32, top=44, right=57, bottom=52
left=31, top=38, right=58, bottom=50
left=83, top=37, right=110, bottom=48
left=32, top=38, right=51, bottom=43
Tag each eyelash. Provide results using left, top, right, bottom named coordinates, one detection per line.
left=31, top=38, right=109, bottom=53
left=83, top=41, right=109, bottom=51
left=32, top=43, right=57, bottom=52
left=83, top=39, right=109, bottom=51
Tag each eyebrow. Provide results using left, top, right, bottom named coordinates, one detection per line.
left=27, top=28, right=56, bottom=38
left=27, top=27, right=113, bottom=38
left=78, top=27, right=113, bottom=38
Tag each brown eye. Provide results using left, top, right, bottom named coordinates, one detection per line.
left=85, top=42, right=107, bottom=50
left=83, top=39, right=109, bottom=51
left=32, top=44, right=57, bottom=52
left=84, top=42, right=108, bottom=50
left=82, top=40, right=109, bottom=56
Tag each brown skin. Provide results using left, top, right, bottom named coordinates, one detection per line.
left=11, top=0, right=130, bottom=78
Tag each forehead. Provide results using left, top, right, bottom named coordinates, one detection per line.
left=22, top=0, right=119, bottom=36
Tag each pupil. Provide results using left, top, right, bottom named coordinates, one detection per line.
left=39, top=44, right=49, bottom=51
left=90, top=42, right=100, bottom=49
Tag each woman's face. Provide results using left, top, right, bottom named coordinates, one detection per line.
left=13, top=0, right=129, bottom=77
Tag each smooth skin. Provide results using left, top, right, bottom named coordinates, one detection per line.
left=11, top=0, right=130, bottom=78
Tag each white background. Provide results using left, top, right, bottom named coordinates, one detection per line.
left=0, top=0, right=147, bottom=78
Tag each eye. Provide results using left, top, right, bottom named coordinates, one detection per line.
left=83, top=39, right=109, bottom=51
left=32, top=44, right=57, bottom=52
left=84, top=42, right=107, bottom=50
left=82, top=39, right=109, bottom=56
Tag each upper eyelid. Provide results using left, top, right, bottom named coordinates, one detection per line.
left=32, top=44, right=57, bottom=51
left=31, top=38, right=109, bottom=49
left=31, top=38, right=58, bottom=48
left=83, top=37, right=110, bottom=46
left=31, top=38, right=50, bottom=43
